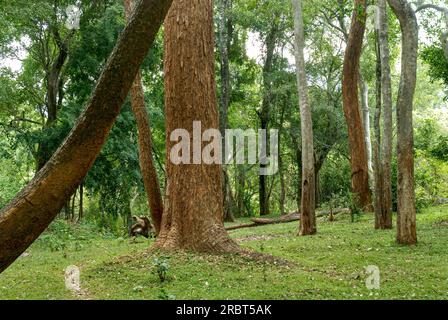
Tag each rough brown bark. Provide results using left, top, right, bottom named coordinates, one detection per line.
left=388, top=0, right=418, bottom=245
left=0, top=0, right=173, bottom=274
left=342, top=0, right=373, bottom=212
left=124, top=0, right=164, bottom=235
left=292, top=0, right=316, bottom=236
left=154, top=0, right=239, bottom=253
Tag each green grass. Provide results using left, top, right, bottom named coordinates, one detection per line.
left=1, top=206, right=448, bottom=300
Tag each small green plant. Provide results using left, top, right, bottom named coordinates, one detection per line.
left=348, top=192, right=363, bottom=223
left=157, top=287, right=176, bottom=300
left=153, top=257, right=170, bottom=283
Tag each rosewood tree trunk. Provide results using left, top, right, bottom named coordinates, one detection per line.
left=342, top=0, right=372, bottom=211
left=154, top=0, right=239, bottom=253
left=124, top=0, right=164, bottom=235
left=387, top=0, right=418, bottom=245
left=0, top=0, right=173, bottom=274
left=292, top=0, right=316, bottom=236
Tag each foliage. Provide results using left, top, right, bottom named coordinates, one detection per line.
left=152, top=257, right=170, bottom=283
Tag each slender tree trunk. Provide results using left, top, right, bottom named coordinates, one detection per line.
left=258, top=25, right=277, bottom=216
left=377, top=0, right=393, bottom=229
left=278, top=102, right=286, bottom=215
left=292, top=135, right=302, bottom=212
left=387, top=0, right=418, bottom=245
left=236, top=166, right=246, bottom=216
left=79, top=183, right=84, bottom=221
left=154, top=0, right=239, bottom=253
left=71, top=190, right=76, bottom=221
left=292, top=0, right=316, bottom=236
left=124, top=0, right=164, bottom=235
left=359, top=76, right=373, bottom=185
left=342, top=0, right=372, bottom=211
left=0, top=0, right=173, bottom=274
left=218, top=0, right=235, bottom=222
left=373, top=29, right=385, bottom=229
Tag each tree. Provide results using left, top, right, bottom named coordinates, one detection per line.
left=342, top=0, right=373, bottom=211
left=0, top=0, right=173, bottom=274
left=387, top=0, right=418, bottom=245
left=218, top=0, right=236, bottom=222
left=124, top=0, right=164, bottom=235
left=258, top=24, right=278, bottom=217
left=374, top=0, right=394, bottom=229
left=292, top=0, right=316, bottom=235
left=154, top=0, right=239, bottom=253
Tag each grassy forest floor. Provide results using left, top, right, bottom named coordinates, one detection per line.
left=0, top=206, right=447, bottom=300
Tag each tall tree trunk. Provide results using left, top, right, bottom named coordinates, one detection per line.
left=0, top=0, right=173, bottom=274
left=377, top=0, right=393, bottom=229
left=154, top=0, right=239, bottom=253
left=258, top=25, right=277, bottom=216
left=292, top=0, right=316, bottom=236
left=342, top=0, right=372, bottom=211
left=124, top=0, right=164, bottom=235
left=359, top=76, right=373, bottom=185
left=387, top=0, right=418, bottom=245
left=218, top=0, right=235, bottom=222
left=279, top=153, right=286, bottom=215
left=373, top=28, right=385, bottom=229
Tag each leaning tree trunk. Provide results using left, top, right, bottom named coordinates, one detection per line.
left=342, top=0, right=372, bottom=212
left=377, top=0, right=393, bottom=229
left=124, top=0, right=164, bottom=235
left=0, top=0, right=173, bottom=274
left=387, top=0, right=418, bottom=245
left=292, top=0, right=316, bottom=236
left=154, top=0, right=239, bottom=253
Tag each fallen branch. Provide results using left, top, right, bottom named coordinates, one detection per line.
left=226, top=208, right=350, bottom=231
